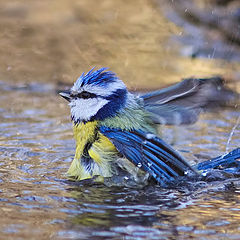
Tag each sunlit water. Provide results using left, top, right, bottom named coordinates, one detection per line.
left=0, top=81, right=239, bottom=240
left=0, top=0, right=240, bottom=239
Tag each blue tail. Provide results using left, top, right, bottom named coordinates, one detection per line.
left=196, top=148, right=240, bottom=172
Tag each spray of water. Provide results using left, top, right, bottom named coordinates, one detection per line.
left=225, top=114, right=240, bottom=154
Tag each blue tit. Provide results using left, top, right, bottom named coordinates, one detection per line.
left=59, top=68, right=240, bottom=185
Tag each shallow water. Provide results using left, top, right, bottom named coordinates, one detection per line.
left=0, top=80, right=240, bottom=240
left=0, top=0, right=240, bottom=239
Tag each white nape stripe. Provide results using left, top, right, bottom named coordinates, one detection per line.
left=70, top=97, right=109, bottom=122
left=71, top=80, right=126, bottom=97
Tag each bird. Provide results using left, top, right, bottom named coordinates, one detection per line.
left=59, top=67, right=240, bottom=186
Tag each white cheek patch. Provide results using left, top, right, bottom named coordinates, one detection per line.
left=70, top=97, right=109, bottom=121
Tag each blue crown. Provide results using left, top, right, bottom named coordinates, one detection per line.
left=74, top=67, right=119, bottom=89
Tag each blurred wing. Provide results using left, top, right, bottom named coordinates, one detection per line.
left=143, top=104, right=200, bottom=125
left=99, top=126, right=196, bottom=184
left=141, top=77, right=238, bottom=125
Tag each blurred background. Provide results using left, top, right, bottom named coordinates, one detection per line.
left=1, top=0, right=240, bottom=89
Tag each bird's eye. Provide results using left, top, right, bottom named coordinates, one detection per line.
left=70, top=91, right=96, bottom=99
left=77, top=91, right=93, bottom=99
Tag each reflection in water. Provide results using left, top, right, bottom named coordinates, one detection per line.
left=0, top=0, right=239, bottom=239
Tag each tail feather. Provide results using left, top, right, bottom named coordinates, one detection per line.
left=196, top=148, right=240, bottom=171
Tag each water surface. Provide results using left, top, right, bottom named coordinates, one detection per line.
left=0, top=80, right=239, bottom=239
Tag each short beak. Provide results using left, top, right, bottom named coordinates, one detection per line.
left=59, top=90, right=71, bottom=102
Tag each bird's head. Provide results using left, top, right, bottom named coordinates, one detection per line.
left=59, top=68, right=128, bottom=124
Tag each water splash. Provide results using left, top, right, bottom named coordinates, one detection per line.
left=225, top=115, right=240, bottom=153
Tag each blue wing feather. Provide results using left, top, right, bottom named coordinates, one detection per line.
left=99, top=126, right=196, bottom=184
left=142, top=149, right=176, bottom=179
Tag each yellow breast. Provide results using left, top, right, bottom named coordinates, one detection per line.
left=73, top=121, right=98, bottom=159
left=67, top=121, right=118, bottom=181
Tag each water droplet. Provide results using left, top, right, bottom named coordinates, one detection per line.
left=146, top=133, right=155, bottom=139
left=147, top=162, right=152, bottom=167
left=7, top=66, right=12, bottom=71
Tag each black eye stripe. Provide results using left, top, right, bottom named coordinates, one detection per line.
left=71, top=91, right=96, bottom=99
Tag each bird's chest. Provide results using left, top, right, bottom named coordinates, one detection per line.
left=71, top=121, right=118, bottom=180
left=73, top=121, right=98, bottom=159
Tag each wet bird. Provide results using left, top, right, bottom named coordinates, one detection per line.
left=59, top=68, right=240, bottom=186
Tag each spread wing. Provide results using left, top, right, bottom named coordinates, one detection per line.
left=99, top=126, right=197, bottom=184
left=141, top=77, right=238, bottom=125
